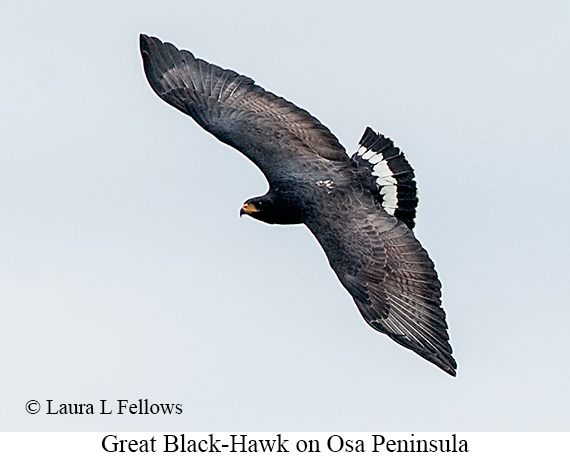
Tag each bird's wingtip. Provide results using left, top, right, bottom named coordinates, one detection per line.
left=139, top=33, right=151, bottom=50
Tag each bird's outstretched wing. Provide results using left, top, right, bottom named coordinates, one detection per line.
left=306, top=194, right=456, bottom=376
left=140, top=34, right=349, bottom=183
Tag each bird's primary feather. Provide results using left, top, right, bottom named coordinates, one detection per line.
left=140, top=34, right=456, bottom=376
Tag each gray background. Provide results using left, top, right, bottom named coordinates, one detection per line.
left=1, top=0, right=569, bottom=431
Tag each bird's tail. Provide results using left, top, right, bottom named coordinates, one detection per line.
left=352, top=127, right=418, bottom=230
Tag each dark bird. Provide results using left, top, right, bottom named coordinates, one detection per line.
left=140, top=34, right=456, bottom=376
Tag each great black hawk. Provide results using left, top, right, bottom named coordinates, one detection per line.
left=140, top=34, right=456, bottom=376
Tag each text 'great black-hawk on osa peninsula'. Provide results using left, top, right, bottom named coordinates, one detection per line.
left=140, top=34, right=456, bottom=376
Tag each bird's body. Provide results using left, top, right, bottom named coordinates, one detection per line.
left=140, top=34, right=456, bottom=376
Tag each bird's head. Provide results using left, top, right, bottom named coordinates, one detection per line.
left=240, top=194, right=303, bottom=225
left=240, top=197, right=269, bottom=222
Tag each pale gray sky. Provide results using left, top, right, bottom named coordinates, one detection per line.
left=1, top=0, right=569, bottom=431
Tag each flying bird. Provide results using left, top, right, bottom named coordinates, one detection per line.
left=140, top=34, right=456, bottom=376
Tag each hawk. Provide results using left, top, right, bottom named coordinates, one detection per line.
left=140, top=34, right=456, bottom=376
